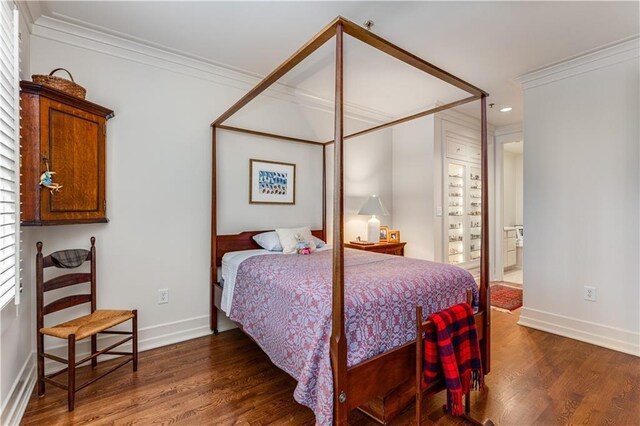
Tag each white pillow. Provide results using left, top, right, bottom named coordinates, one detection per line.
left=312, top=236, right=325, bottom=248
left=275, top=226, right=317, bottom=254
left=252, top=231, right=283, bottom=251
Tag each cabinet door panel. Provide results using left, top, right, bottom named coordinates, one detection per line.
left=40, top=99, right=106, bottom=222
left=49, top=108, right=100, bottom=211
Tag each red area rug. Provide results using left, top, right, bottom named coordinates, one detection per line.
left=490, top=283, right=522, bottom=311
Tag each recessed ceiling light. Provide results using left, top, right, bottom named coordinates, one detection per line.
left=500, top=107, right=513, bottom=113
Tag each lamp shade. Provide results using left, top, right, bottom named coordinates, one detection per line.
left=358, top=195, right=389, bottom=217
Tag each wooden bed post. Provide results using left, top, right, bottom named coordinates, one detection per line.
left=331, top=22, right=348, bottom=425
left=211, top=125, right=219, bottom=334
left=322, top=145, right=327, bottom=242
left=480, top=95, right=490, bottom=373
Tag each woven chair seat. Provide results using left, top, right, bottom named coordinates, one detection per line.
left=40, top=309, right=134, bottom=341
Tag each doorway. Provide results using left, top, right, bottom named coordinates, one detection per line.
left=501, top=141, right=523, bottom=285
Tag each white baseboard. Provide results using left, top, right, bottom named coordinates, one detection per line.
left=1, top=353, right=36, bottom=426
left=518, top=307, right=640, bottom=357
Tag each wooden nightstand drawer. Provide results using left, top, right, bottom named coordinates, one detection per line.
left=344, top=242, right=406, bottom=257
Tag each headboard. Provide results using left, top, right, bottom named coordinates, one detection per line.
left=215, top=229, right=326, bottom=266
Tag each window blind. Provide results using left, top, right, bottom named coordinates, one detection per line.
left=0, top=2, right=20, bottom=309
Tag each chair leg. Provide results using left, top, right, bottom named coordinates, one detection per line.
left=132, top=309, right=138, bottom=372
left=91, top=334, right=98, bottom=368
left=37, top=333, right=45, bottom=396
left=68, top=334, right=76, bottom=411
left=415, top=392, right=421, bottom=425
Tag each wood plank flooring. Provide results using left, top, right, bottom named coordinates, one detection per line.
left=22, top=310, right=640, bottom=425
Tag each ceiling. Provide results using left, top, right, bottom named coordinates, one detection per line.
left=29, top=1, right=639, bottom=127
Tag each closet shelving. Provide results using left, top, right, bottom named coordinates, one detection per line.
left=446, top=159, right=482, bottom=267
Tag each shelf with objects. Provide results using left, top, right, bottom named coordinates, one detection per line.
left=445, top=153, right=482, bottom=269
left=468, top=164, right=482, bottom=262
left=447, top=163, right=465, bottom=265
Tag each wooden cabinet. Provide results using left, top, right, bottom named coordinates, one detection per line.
left=20, top=82, right=114, bottom=225
left=503, top=229, right=517, bottom=268
left=344, top=241, right=406, bottom=256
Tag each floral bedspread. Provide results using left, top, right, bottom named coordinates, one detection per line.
left=229, top=248, right=478, bottom=425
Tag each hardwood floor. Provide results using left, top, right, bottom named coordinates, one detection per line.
left=22, top=310, right=639, bottom=425
left=502, top=268, right=523, bottom=285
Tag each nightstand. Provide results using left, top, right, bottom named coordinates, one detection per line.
left=344, top=241, right=406, bottom=256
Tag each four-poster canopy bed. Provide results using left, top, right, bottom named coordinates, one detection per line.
left=210, top=16, right=490, bottom=425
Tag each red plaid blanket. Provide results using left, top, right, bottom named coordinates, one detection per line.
left=422, top=302, right=483, bottom=416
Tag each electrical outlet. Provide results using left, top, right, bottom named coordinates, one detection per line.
left=584, top=286, right=596, bottom=302
left=158, top=288, right=169, bottom=304
left=436, top=206, right=443, bottom=217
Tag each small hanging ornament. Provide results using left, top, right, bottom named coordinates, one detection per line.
left=40, top=156, right=63, bottom=194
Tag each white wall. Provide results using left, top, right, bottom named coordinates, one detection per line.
left=324, top=129, right=394, bottom=244
left=518, top=39, right=639, bottom=355
left=217, top=133, right=323, bottom=234
left=392, top=116, right=435, bottom=260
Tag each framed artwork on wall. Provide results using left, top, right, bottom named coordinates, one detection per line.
left=388, top=230, right=401, bottom=243
left=379, top=226, right=389, bottom=242
left=250, top=159, right=296, bottom=204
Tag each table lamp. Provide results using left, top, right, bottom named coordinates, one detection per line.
left=358, top=195, right=389, bottom=243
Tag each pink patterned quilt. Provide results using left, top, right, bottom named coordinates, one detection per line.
left=229, top=248, right=478, bottom=425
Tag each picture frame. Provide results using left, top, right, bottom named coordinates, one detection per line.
left=250, top=159, right=296, bottom=204
left=388, top=230, right=400, bottom=243
left=379, top=226, right=389, bottom=242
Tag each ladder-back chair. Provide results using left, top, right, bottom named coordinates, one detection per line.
left=36, top=237, right=138, bottom=411
left=415, top=290, right=493, bottom=425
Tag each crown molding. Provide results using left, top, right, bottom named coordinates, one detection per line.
left=515, top=35, right=640, bottom=90
left=30, top=15, right=393, bottom=125
left=14, top=1, right=39, bottom=33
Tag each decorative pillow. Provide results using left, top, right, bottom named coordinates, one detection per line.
left=312, top=236, right=325, bottom=248
left=252, top=231, right=283, bottom=251
left=276, top=226, right=317, bottom=254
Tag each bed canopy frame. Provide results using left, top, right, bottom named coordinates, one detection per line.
left=210, top=16, right=490, bottom=425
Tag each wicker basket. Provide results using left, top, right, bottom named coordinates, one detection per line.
left=32, top=68, right=86, bottom=99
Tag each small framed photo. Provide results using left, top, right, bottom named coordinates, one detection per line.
left=388, top=230, right=400, bottom=243
left=379, top=226, right=389, bottom=242
left=250, top=159, right=296, bottom=204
